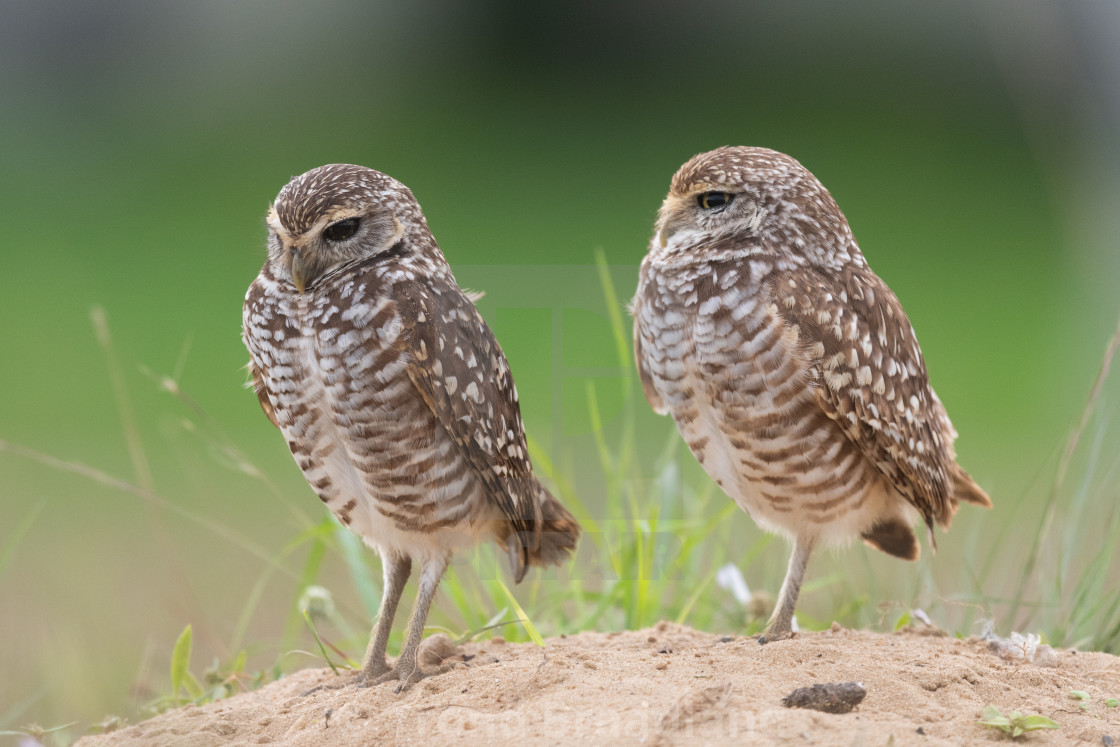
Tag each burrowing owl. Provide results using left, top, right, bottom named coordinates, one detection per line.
left=242, top=164, right=580, bottom=688
left=632, top=147, right=991, bottom=639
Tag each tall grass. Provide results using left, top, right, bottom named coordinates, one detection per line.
left=1003, top=314, right=1120, bottom=651
left=1, top=289, right=1118, bottom=741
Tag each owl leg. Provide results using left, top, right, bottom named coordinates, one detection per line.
left=374, top=554, right=450, bottom=692
left=761, top=535, right=815, bottom=642
left=357, top=553, right=412, bottom=682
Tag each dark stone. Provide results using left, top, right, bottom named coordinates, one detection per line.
left=781, top=682, right=867, bottom=714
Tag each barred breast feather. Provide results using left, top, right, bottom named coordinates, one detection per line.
left=244, top=253, right=576, bottom=577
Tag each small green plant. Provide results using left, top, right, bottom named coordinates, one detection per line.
left=1068, top=690, right=1120, bottom=713
left=300, top=587, right=360, bottom=675
left=0, top=722, right=78, bottom=742
left=978, top=705, right=1059, bottom=739
left=148, top=624, right=267, bottom=714
left=170, top=624, right=205, bottom=702
left=90, top=715, right=128, bottom=733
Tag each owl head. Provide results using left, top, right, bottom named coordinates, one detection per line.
left=654, top=146, right=860, bottom=270
left=265, top=164, right=430, bottom=293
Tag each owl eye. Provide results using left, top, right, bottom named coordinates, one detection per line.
left=323, top=218, right=360, bottom=242
left=698, top=192, right=734, bottom=210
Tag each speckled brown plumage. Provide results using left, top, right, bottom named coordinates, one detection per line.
left=632, top=147, right=991, bottom=638
left=243, top=164, right=579, bottom=688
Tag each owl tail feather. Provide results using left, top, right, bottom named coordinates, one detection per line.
left=918, top=464, right=992, bottom=556
left=533, top=486, right=581, bottom=569
left=951, top=465, right=993, bottom=509
left=504, top=483, right=581, bottom=583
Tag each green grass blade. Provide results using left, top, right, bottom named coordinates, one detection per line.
left=0, top=499, right=44, bottom=580
left=336, top=524, right=381, bottom=617
left=0, top=439, right=287, bottom=569
left=674, top=574, right=715, bottom=626
left=442, top=566, right=482, bottom=633
left=0, top=685, right=48, bottom=732
left=586, top=381, right=615, bottom=475
left=303, top=609, right=341, bottom=676
left=91, top=305, right=153, bottom=493
left=495, top=579, right=544, bottom=646
left=183, top=671, right=205, bottom=700
left=170, top=624, right=192, bottom=696
left=593, top=247, right=634, bottom=378
left=1009, top=312, right=1120, bottom=626
left=282, top=516, right=331, bottom=650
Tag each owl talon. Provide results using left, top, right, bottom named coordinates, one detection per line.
left=368, top=665, right=430, bottom=692
left=301, top=672, right=361, bottom=697
left=358, top=659, right=390, bottom=682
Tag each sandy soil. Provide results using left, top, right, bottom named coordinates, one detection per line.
left=77, top=623, right=1120, bottom=746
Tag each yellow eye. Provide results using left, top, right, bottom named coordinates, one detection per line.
left=698, top=192, right=734, bottom=210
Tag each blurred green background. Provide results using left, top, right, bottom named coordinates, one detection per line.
left=2, top=0, right=1119, bottom=737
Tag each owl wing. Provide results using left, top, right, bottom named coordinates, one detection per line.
left=634, top=326, right=668, bottom=415
left=773, top=264, right=954, bottom=530
left=632, top=266, right=668, bottom=415
left=395, top=275, right=544, bottom=559
left=242, top=275, right=281, bottom=429
left=249, top=360, right=280, bottom=429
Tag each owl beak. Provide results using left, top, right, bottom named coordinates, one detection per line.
left=658, top=216, right=683, bottom=249
left=657, top=197, right=694, bottom=249
left=289, top=249, right=308, bottom=294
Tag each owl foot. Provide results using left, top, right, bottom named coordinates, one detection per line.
left=370, top=662, right=464, bottom=693
left=301, top=671, right=367, bottom=696
left=370, top=664, right=424, bottom=693
left=757, top=630, right=796, bottom=645
left=300, top=656, right=394, bottom=695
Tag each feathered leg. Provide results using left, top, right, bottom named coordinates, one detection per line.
left=358, top=553, right=412, bottom=681
left=762, top=535, right=814, bottom=641
left=375, top=555, right=449, bottom=692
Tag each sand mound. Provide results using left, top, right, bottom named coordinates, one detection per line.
left=77, top=624, right=1120, bottom=745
